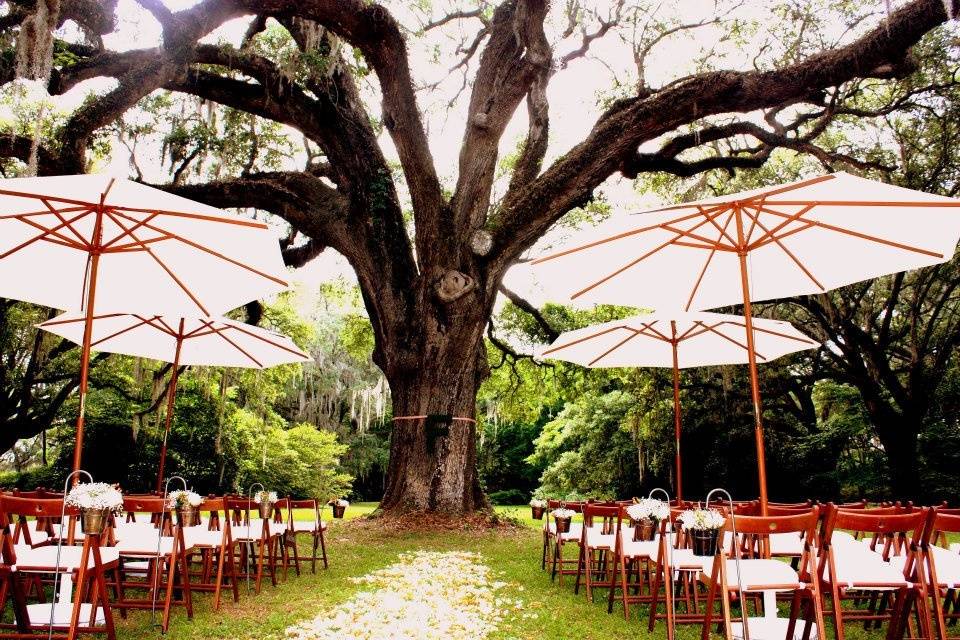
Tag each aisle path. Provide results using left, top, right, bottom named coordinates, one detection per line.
left=285, top=550, right=523, bottom=639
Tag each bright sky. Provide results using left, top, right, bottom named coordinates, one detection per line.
left=9, top=0, right=897, bottom=309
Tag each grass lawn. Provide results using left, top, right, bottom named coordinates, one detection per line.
left=114, top=503, right=897, bottom=639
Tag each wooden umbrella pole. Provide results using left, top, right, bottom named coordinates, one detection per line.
left=156, top=320, right=185, bottom=493
left=670, top=321, right=683, bottom=502
left=71, top=206, right=104, bottom=481
left=734, top=205, right=769, bottom=515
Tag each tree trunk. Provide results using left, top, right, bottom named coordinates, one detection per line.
left=377, top=294, right=491, bottom=515
left=877, top=423, right=921, bottom=501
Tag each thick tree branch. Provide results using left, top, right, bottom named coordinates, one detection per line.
left=498, top=284, right=559, bottom=342
left=490, top=0, right=948, bottom=268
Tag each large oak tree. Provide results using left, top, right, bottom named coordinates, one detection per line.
left=0, top=0, right=955, bottom=513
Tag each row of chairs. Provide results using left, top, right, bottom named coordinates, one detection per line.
left=0, top=490, right=331, bottom=639
left=539, top=497, right=960, bottom=639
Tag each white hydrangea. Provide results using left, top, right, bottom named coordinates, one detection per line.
left=167, top=490, right=204, bottom=509
left=678, top=508, right=725, bottom=531
left=529, top=499, right=547, bottom=508
left=551, top=508, right=576, bottom=519
left=254, top=490, right=278, bottom=505
left=65, top=482, right=124, bottom=516
left=626, top=498, right=669, bottom=522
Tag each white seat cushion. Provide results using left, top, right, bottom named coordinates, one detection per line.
left=288, top=521, right=326, bottom=533
left=15, top=545, right=120, bottom=572
left=827, top=548, right=910, bottom=590
left=702, top=557, right=802, bottom=592
left=668, top=548, right=706, bottom=571
left=182, top=525, right=225, bottom=548
left=585, top=528, right=615, bottom=550
left=116, top=534, right=177, bottom=556
left=929, top=545, right=960, bottom=589
left=620, top=538, right=659, bottom=560
left=769, top=532, right=805, bottom=556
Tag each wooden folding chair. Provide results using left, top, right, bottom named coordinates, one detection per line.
left=818, top=503, right=929, bottom=640
left=284, top=499, right=328, bottom=574
left=549, top=501, right=585, bottom=586
left=0, top=495, right=118, bottom=640
left=181, top=497, right=241, bottom=610
left=700, top=507, right=825, bottom=640
left=113, top=496, right=192, bottom=632
left=916, top=507, right=960, bottom=639
left=607, top=505, right=663, bottom=621
left=574, top=504, right=620, bottom=601
left=224, top=497, right=282, bottom=594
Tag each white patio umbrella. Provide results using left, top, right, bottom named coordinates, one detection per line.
left=0, top=174, right=289, bottom=473
left=532, top=172, right=960, bottom=511
left=538, top=311, right=818, bottom=500
left=38, top=312, right=311, bottom=490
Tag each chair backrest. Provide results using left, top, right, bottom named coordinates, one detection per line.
left=582, top=504, right=621, bottom=534
left=547, top=500, right=585, bottom=513
left=287, top=498, right=321, bottom=525
left=922, top=507, right=960, bottom=547
left=835, top=499, right=868, bottom=510
left=823, top=503, right=927, bottom=557
left=730, top=507, right=820, bottom=559
left=767, top=504, right=815, bottom=515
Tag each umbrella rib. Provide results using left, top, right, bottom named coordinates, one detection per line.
left=104, top=211, right=210, bottom=315
left=41, top=312, right=128, bottom=327
left=723, top=320, right=819, bottom=345
left=531, top=206, right=726, bottom=265
left=696, top=321, right=768, bottom=361
left=0, top=187, right=270, bottom=229
left=743, top=205, right=826, bottom=291
left=750, top=221, right=816, bottom=248
left=0, top=205, right=89, bottom=220
left=640, top=174, right=838, bottom=214
left=571, top=209, right=726, bottom=300
left=746, top=203, right=817, bottom=249
left=89, top=315, right=159, bottom=349
left=100, top=211, right=160, bottom=249
left=758, top=206, right=947, bottom=258
left=40, top=198, right=89, bottom=246
left=540, top=325, right=633, bottom=356
left=16, top=215, right=87, bottom=249
left=221, top=322, right=310, bottom=359
left=198, top=320, right=264, bottom=368
left=110, top=210, right=288, bottom=287
left=685, top=210, right=738, bottom=311
left=700, top=205, right=739, bottom=248
left=587, top=329, right=643, bottom=367
left=635, top=322, right=672, bottom=342
left=0, top=209, right=92, bottom=259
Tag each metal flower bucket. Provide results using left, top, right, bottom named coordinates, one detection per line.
left=81, top=508, right=110, bottom=535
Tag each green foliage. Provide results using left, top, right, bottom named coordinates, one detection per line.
left=528, top=390, right=641, bottom=500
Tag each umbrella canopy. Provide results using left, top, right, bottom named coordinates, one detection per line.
left=39, top=312, right=311, bottom=490
left=0, top=174, right=287, bottom=316
left=532, top=172, right=960, bottom=512
left=538, top=311, right=819, bottom=499
left=532, top=172, right=960, bottom=311
left=0, top=174, right=289, bottom=475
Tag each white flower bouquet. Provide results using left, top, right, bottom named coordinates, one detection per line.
left=529, top=499, right=547, bottom=508
left=334, top=498, right=349, bottom=507
left=551, top=507, right=576, bottom=519
left=626, top=498, right=669, bottom=522
left=65, top=482, right=124, bottom=516
left=677, top=507, right=725, bottom=531
left=552, top=507, right=576, bottom=534
left=167, top=489, right=204, bottom=510
left=253, top=490, right=278, bottom=505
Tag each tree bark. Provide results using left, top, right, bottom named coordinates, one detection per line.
left=378, top=303, right=490, bottom=514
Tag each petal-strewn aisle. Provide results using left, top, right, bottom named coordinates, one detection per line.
left=285, top=550, right=524, bottom=639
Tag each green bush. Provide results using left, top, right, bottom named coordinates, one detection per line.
left=487, top=489, right=528, bottom=505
